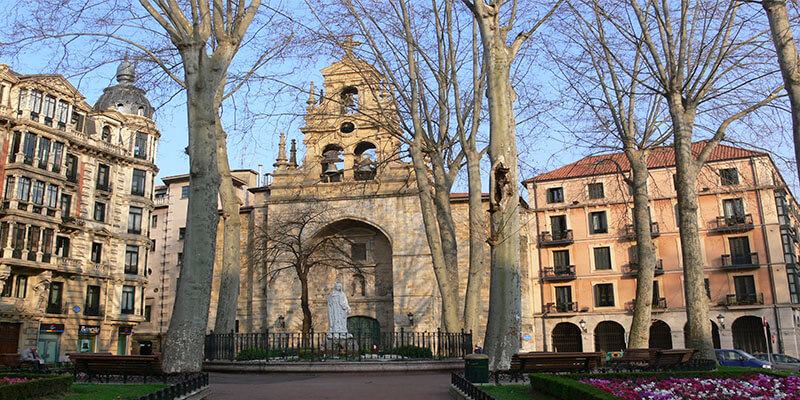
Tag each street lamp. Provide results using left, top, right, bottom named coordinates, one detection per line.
left=716, top=314, right=725, bottom=329
left=407, top=312, right=414, bottom=326
left=277, top=315, right=285, bottom=329
left=579, top=319, right=587, bottom=333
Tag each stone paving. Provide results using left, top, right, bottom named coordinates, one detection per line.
left=208, top=371, right=453, bottom=399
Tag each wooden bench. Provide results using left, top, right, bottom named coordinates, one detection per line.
left=69, top=353, right=166, bottom=383
left=0, top=353, right=38, bottom=370
left=606, top=348, right=697, bottom=371
left=495, top=352, right=603, bottom=384
left=650, top=349, right=696, bottom=369
left=607, top=348, right=658, bottom=369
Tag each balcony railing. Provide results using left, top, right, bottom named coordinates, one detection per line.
left=58, top=257, right=82, bottom=273
left=627, top=297, right=667, bottom=312
left=544, top=302, right=578, bottom=313
left=709, top=214, right=754, bottom=232
left=624, top=259, right=664, bottom=276
left=725, top=293, right=764, bottom=306
left=721, top=252, right=759, bottom=270
left=154, top=196, right=167, bottom=206
left=538, top=230, right=573, bottom=246
left=622, top=222, right=661, bottom=239
left=542, top=265, right=576, bottom=281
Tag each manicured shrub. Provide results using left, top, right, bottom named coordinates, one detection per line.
left=390, top=345, right=433, bottom=359
left=0, top=374, right=73, bottom=400
left=236, top=348, right=269, bottom=361
left=529, top=374, right=618, bottom=400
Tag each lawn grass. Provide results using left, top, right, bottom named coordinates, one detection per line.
left=53, top=383, right=167, bottom=400
left=481, top=384, right=560, bottom=400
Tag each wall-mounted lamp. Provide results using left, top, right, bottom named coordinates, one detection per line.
left=716, top=314, right=725, bottom=329
left=277, top=315, right=286, bottom=329
left=407, top=312, right=414, bottom=326
left=579, top=319, right=587, bottom=333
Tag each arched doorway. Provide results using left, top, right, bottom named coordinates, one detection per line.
left=649, top=320, right=673, bottom=349
left=594, top=321, right=626, bottom=353
left=348, top=316, right=380, bottom=349
left=552, top=323, right=583, bottom=352
left=732, top=316, right=770, bottom=354
left=683, top=321, right=721, bottom=349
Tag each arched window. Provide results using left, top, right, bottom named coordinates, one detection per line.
left=321, top=145, right=343, bottom=183
left=340, top=86, right=358, bottom=114
left=354, top=142, right=377, bottom=181
left=649, top=320, right=673, bottom=349
left=351, top=273, right=366, bottom=297
left=552, top=322, right=583, bottom=352
left=594, top=321, right=626, bottom=353
left=101, top=126, right=111, bottom=142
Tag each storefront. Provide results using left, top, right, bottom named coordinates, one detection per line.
left=78, top=325, right=100, bottom=353
left=117, top=326, right=132, bottom=355
left=38, top=323, right=63, bottom=363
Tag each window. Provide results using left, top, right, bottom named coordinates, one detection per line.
left=550, top=215, right=568, bottom=238
left=144, top=305, right=151, bottom=322
left=4, top=177, right=13, bottom=200
left=733, top=275, right=757, bottom=303
left=37, top=136, right=50, bottom=169
left=43, top=95, right=56, bottom=123
left=46, top=184, right=58, bottom=208
left=22, top=133, right=36, bottom=164
left=51, top=142, right=63, bottom=173
left=56, top=100, right=69, bottom=127
left=589, top=211, right=608, bottom=234
left=588, top=182, right=604, bottom=199
left=704, top=278, right=711, bottom=299
left=128, top=207, right=142, bottom=234
left=131, top=169, right=146, bottom=196
left=101, top=126, right=111, bottom=142
left=31, top=181, right=44, bottom=205
left=594, top=247, right=612, bottom=270
left=181, top=185, right=189, bottom=199
left=151, top=240, right=156, bottom=251
left=26, top=226, right=39, bottom=258
left=340, top=86, right=359, bottom=114
left=55, top=236, right=70, bottom=257
left=13, top=275, right=26, bottom=298
left=134, top=132, right=147, bottom=159
left=351, top=242, right=367, bottom=261
left=177, top=252, right=183, bottom=264
left=96, top=164, right=109, bottom=191
left=11, top=224, right=25, bottom=257
left=594, top=283, right=615, bottom=307
left=125, top=245, right=139, bottom=274
left=553, top=250, right=570, bottom=274
left=16, top=177, right=30, bottom=202
left=16, top=89, right=27, bottom=111
left=546, top=187, right=564, bottom=203
left=46, top=282, right=63, bottom=314
left=652, top=280, right=661, bottom=304
left=178, top=227, right=186, bottom=240
left=91, top=242, right=102, bottom=263
left=151, top=215, right=157, bottom=228
left=720, top=168, right=739, bottom=185
left=0, top=274, right=11, bottom=297
left=729, top=237, right=752, bottom=264
left=121, top=286, right=135, bottom=314
left=41, top=229, right=53, bottom=262
left=555, top=286, right=573, bottom=312
left=722, top=198, right=745, bottom=223
left=93, top=202, right=106, bottom=222
left=8, top=132, right=19, bottom=163
left=672, top=174, right=678, bottom=191
left=29, top=90, right=42, bottom=116
left=84, top=285, right=100, bottom=316
left=65, top=154, right=78, bottom=182
left=60, top=194, right=71, bottom=217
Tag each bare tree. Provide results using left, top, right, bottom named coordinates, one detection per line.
left=460, top=0, right=562, bottom=370
left=553, top=0, right=671, bottom=348
left=251, top=205, right=364, bottom=335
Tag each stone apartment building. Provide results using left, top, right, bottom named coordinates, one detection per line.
left=524, top=143, right=800, bottom=357
left=0, top=61, right=159, bottom=361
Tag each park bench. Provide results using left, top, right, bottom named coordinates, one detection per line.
left=650, top=349, right=696, bottom=370
left=607, top=348, right=697, bottom=371
left=495, top=352, right=603, bottom=384
left=69, top=353, right=166, bottom=383
left=0, top=353, right=35, bottom=370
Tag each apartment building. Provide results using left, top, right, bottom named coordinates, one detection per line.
left=0, top=61, right=159, bottom=361
left=524, top=142, right=800, bottom=357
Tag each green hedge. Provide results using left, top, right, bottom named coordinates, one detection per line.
left=529, top=368, right=793, bottom=400
left=390, top=345, right=433, bottom=359
left=0, top=374, right=73, bottom=400
left=236, top=348, right=315, bottom=361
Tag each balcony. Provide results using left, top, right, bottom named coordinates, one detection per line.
left=96, top=182, right=113, bottom=194
left=725, top=293, right=764, bottom=306
left=542, top=265, right=576, bottom=281
left=57, top=257, right=82, bottom=273
left=538, top=230, right=573, bottom=247
left=626, top=297, right=667, bottom=312
left=59, top=216, right=85, bottom=233
left=624, top=259, right=664, bottom=276
left=154, top=196, right=167, bottom=206
left=544, top=302, right=578, bottom=314
left=622, top=222, right=661, bottom=240
left=709, top=214, right=754, bottom=233
left=721, top=252, right=759, bottom=270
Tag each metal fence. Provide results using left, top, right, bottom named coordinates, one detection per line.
left=451, top=372, right=496, bottom=400
left=205, top=328, right=472, bottom=361
left=135, top=373, right=208, bottom=400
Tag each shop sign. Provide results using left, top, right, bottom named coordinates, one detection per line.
left=118, top=326, right=133, bottom=335
left=40, top=323, right=64, bottom=333
left=79, top=325, right=100, bottom=335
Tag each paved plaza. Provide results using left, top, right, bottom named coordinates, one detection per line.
left=208, top=371, right=453, bottom=399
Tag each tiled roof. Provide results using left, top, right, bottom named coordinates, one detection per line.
left=524, top=141, right=766, bottom=183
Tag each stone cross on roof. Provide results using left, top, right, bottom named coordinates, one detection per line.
left=341, top=35, right=362, bottom=57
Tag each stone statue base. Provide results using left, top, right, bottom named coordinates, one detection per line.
left=326, top=332, right=353, bottom=340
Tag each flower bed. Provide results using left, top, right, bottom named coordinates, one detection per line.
left=581, top=374, right=800, bottom=400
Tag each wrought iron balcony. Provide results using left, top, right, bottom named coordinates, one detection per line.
left=725, top=293, right=764, bottom=306
left=721, top=252, right=759, bottom=270
left=622, top=222, right=661, bottom=240
left=542, top=265, right=576, bottom=281
left=544, top=301, right=578, bottom=314
left=538, top=230, right=573, bottom=246
left=624, top=259, right=664, bottom=276
left=709, top=214, right=754, bottom=232
left=626, top=297, right=667, bottom=312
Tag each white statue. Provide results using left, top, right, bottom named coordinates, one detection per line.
left=327, top=282, right=352, bottom=339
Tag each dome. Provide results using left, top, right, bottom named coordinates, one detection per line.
left=93, top=59, right=154, bottom=118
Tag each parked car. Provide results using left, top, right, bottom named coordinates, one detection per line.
left=715, top=349, right=772, bottom=368
left=753, top=353, right=800, bottom=371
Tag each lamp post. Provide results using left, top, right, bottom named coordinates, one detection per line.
left=579, top=319, right=587, bottom=333
left=716, top=313, right=725, bottom=329
left=407, top=312, right=414, bottom=326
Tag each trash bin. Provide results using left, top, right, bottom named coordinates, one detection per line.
left=464, top=353, right=489, bottom=383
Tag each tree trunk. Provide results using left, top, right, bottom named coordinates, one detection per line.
left=481, top=35, right=522, bottom=371
left=463, top=147, right=487, bottom=336
left=670, top=103, right=716, bottom=363
left=408, top=138, right=462, bottom=332
left=300, top=271, right=312, bottom=336
left=763, top=0, right=800, bottom=186
left=213, top=124, right=242, bottom=334
left=430, top=156, right=463, bottom=331
left=626, top=150, right=657, bottom=348
left=162, top=46, right=223, bottom=373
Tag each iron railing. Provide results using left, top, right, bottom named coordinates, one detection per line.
left=623, top=222, right=660, bottom=238
left=538, top=230, right=574, bottom=246
left=625, top=259, right=664, bottom=275
left=451, top=372, right=496, bottom=400
left=204, top=328, right=472, bottom=361
left=544, top=302, right=578, bottom=313
left=726, top=293, right=764, bottom=306
left=542, top=265, right=576, bottom=281
left=721, top=252, right=759, bottom=268
left=136, top=373, right=208, bottom=400
left=710, top=214, right=753, bottom=231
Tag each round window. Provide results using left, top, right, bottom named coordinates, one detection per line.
left=340, top=122, right=355, bottom=133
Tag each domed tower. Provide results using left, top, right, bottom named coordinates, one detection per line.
left=93, top=58, right=155, bottom=118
